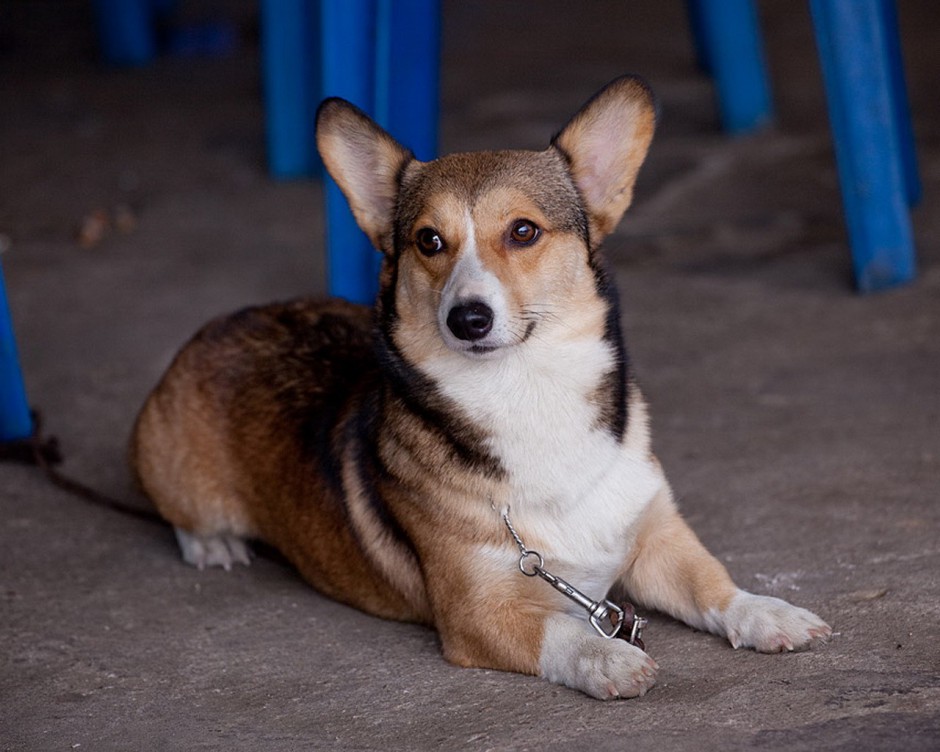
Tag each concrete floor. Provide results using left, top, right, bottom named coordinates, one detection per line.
left=2, top=1, right=939, bottom=749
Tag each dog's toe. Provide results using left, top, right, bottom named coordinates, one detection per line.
left=598, top=644, right=659, bottom=699
left=175, top=528, right=252, bottom=571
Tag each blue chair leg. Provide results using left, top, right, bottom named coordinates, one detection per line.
left=261, top=0, right=321, bottom=178
left=0, top=262, right=32, bottom=442
left=810, top=0, right=916, bottom=292
left=876, top=0, right=922, bottom=207
left=320, top=0, right=440, bottom=304
left=685, top=0, right=715, bottom=75
left=93, top=0, right=157, bottom=66
left=321, top=0, right=380, bottom=304
left=375, top=0, right=440, bottom=162
left=686, top=0, right=773, bottom=134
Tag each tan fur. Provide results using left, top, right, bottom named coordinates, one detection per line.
left=614, top=483, right=738, bottom=623
left=553, top=77, right=656, bottom=241
left=132, top=76, right=829, bottom=699
left=393, top=184, right=607, bottom=367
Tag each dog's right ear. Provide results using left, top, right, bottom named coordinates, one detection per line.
left=551, top=76, right=656, bottom=245
left=316, top=98, right=414, bottom=253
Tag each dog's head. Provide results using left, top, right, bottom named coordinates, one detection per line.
left=316, top=76, right=655, bottom=364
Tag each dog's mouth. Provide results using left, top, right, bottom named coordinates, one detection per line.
left=468, top=344, right=499, bottom=356
left=462, top=345, right=505, bottom=358
left=451, top=320, right=537, bottom=359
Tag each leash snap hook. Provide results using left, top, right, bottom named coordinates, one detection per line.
left=589, top=599, right=625, bottom=639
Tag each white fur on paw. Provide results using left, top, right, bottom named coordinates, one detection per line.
left=540, top=614, right=658, bottom=700
left=175, top=528, right=252, bottom=571
left=717, top=590, right=831, bottom=653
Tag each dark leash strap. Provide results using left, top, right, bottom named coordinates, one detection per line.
left=0, top=410, right=165, bottom=525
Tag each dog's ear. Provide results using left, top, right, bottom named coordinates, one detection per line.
left=551, top=76, right=656, bottom=244
left=316, top=98, right=414, bottom=253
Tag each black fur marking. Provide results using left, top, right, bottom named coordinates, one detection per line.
left=377, top=336, right=505, bottom=479
left=265, top=310, right=374, bottom=495
left=375, top=264, right=505, bottom=480
left=589, top=256, right=630, bottom=441
left=301, top=399, right=346, bottom=495
left=345, top=390, right=419, bottom=558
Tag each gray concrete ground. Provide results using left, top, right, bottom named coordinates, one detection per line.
left=2, top=1, right=939, bottom=749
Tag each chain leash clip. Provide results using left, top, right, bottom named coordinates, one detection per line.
left=501, top=508, right=647, bottom=645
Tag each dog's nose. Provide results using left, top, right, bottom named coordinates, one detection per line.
left=446, top=301, right=494, bottom=341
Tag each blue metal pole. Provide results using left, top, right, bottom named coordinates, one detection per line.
left=876, top=0, right=921, bottom=207
left=93, top=0, right=157, bottom=66
left=0, top=261, right=32, bottom=442
left=685, top=0, right=715, bottom=75
left=261, top=0, right=321, bottom=178
left=376, top=0, right=440, bottom=162
left=321, top=0, right=379, bottom=304
left=689, top=0, right=773, bottom=134
left=810, top=0, right=916, bottom=292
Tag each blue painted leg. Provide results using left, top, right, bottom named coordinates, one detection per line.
left=0, top=261, right=32, bottom=442
left=685, top=0, right=715, bottom=74
left=877, top=0, right=921, bottom=206
left=810, top=0, right=916, bottom=292
left=687, top=0, right=773, bottom=134
left=319, top=0, right=440, bottom=303
left=375, top=0, right=440, bottom=162
left=321, top=0, right=380, bottom=304
left=93, top=0, right=157, bottom=66
left=261, top=0, right=321, bottom=178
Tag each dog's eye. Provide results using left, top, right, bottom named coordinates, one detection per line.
left=509, top=220, right=540, bottom=246
left=415, top=227, right=446, bottom=256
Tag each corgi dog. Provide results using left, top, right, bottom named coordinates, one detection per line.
left=131, top=76, right=831, bottom=699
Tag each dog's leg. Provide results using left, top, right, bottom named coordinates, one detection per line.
left=617, top=485, right=831, bottom=652
left=132, top=375, right=258, bottom=572
left=429, top=573, right=657, bottom=700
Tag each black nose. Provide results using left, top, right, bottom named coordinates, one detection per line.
left=446, top=301, right=494, bottom=341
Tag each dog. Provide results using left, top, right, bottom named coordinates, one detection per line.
left=131, top=76, right=831, bottom=699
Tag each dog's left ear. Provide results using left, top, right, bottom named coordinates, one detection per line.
left=551, top=75, right=656, bottom=244
left=316, top=98, right=414, bottom=254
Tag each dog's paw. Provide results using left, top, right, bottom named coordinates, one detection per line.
left=719, top=590, right=831, bottom=653
left=540, top=615, right=658, bottom=699
left=174, top=527, right=252, bottom=571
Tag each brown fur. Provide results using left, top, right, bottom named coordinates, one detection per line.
left=133, top=299, right=430, bottom=621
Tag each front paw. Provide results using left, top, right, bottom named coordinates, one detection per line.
left=540, top=615, right=658, bottom=699
left=720, top=591, right=831, bottom=653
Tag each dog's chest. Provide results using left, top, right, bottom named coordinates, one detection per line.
left=428, top=339, right=623, bottom=490
left=424, top=340, right=661, bottom=587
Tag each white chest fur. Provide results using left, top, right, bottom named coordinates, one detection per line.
left=422, top=335, right=663, bottom=595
